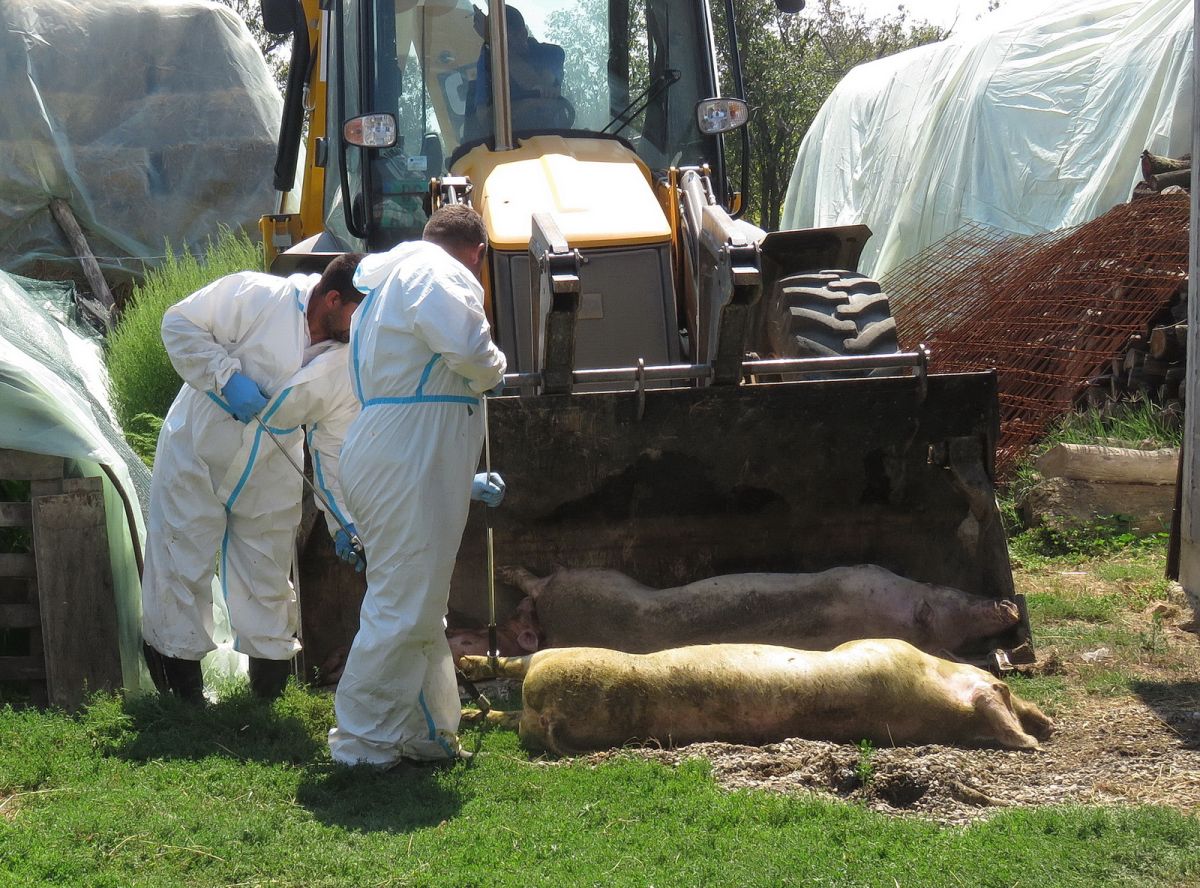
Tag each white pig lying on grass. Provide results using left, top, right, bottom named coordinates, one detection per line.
left=460, top=639, right=1053, bottom=754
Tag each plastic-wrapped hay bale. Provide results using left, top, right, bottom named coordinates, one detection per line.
left=73, top=146, right=152, bottom=203
left=0, top=0, right=281, bottom=282
left=104, top=90, right=278, bottom=149
left=159, top=141, right=279, bottom=229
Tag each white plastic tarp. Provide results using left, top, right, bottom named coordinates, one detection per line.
left=0, top=271, right=154, bottom=695
left=1, top=271, right=248, bottom=696
left=0, top=0, right=282, bottom=282
left=781, top=0, right=1194, bottom=278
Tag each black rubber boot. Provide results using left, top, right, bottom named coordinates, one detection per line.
left=142, top=642, right=204, bottom=703
left=249, top=657, right=294, bottom=701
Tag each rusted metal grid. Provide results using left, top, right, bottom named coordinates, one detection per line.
left=883, top=195, right=1189, bottom=479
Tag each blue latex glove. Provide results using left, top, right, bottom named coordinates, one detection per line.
left=486, top=381, right=505, bottom=397
left=334, top=525, right=365, bottom=572
left=221, top=371, right=268, bottom=423
left=471, top=471, right=505, bottom=507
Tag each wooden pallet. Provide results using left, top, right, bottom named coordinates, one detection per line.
left=0, top=448, right=122, bottom=711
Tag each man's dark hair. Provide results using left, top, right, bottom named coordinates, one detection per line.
left=315, top=252, right=366, bottom=300
left=423, top=204, right=487, bottom=252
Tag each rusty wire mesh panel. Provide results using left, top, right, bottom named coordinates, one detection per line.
left=882, top=195, right=1189, bottom=479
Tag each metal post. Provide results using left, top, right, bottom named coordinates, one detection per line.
left=487, top=0, right=514, bottom=151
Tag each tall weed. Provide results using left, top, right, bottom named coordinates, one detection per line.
left=106, top=231, right=262, bottom=464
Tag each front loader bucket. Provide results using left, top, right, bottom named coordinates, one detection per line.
left=451, top=369, right=1031, bottom=663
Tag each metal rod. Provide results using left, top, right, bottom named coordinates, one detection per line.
left=482, top=394, right=498, bottom=672
left=251, top=413, right=364, bottom=564
left=487, top=0, right=513, bottom=151
left=498, top=351, right=930, bottom=389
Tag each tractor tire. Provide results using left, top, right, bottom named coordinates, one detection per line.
left=765, top=270, right=900, bottom=363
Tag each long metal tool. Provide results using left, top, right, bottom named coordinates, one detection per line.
left=483, top=393, right=499, bottom=675
left=251, top=413, right=364, bottom=565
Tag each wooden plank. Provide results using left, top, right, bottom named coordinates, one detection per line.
left=0, top=450, right=63, bottom=482
left=0, top=502, right=32, bottom=528
left=1181, top=19, right=1200, bottom=617
left=30, top=479, right=63, bottom=499
left=1036, top=444, right=1180, bottom=486
left=62, top=477, right=102, bottom=494
left=32, top=488, right=121, bottom=712
left=0, top=603, right=39, bottom=628
left=0, top=554, right=35, bottom=578
left=0, top=656, right=45, bottom=682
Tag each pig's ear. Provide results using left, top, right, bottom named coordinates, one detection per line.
left=516, top=629, right=541, bottom=652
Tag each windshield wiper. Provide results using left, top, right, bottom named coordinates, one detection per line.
left=602, top=69, right=682, bottom=136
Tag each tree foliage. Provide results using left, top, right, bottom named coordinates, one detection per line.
left=724, top=0, right=945, bottom=230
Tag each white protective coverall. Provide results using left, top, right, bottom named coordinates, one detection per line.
left=328, top=241, right=506, bottom=765
left=142, top=272, right=358, bottom=662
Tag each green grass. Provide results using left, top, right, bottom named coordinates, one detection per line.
left=2, top=690, right=1198, bottom=887
left=1004, top=675, right=1071, bottom=713
left=1040, top=400, right=1183, bottom=450
left=106, top=230, right=262, bottom=464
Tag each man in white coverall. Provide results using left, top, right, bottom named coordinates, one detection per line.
left=142, top=253, right=367, bottom=702
left=328, top=204, right=507, bottom=766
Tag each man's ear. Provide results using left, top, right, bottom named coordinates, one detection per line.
left=471, top=242, right=487, bottom=269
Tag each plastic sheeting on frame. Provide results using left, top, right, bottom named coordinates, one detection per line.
left=782, top=0, right=1193, bottom=278
left=0, top=271, right=246, bottom=695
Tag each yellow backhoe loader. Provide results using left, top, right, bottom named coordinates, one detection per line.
left=257, top=0, right=1032, bottom=674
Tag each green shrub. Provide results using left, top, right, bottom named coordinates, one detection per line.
left=107, top=230, right=263, bottom=463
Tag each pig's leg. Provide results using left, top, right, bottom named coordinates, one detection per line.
left=972, top=683, right=1040, bottom=750
left=459, top=708, right=522, bottom=729
left=497, top=565, right=549, bottom=599
left=1010, top=693, right=1054, bottom=741
left=459, top=653, right=534, bottom=681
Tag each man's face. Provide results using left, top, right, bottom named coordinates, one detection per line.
left=322, top=292, right=362, bottom=343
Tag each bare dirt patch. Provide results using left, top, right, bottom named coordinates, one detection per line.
left=587, top=689, right=1200, bottom=825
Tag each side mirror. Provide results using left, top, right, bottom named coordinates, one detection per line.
left=261, top=0, right=300, bottom=35
left=696, top=98, right=750, bottom=135
left=343, top=114, right=399, bottom=149
left=773, top=0, right=806, bottom=13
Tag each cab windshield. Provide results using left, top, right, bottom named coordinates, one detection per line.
left=329, top=0, right=720, bottom=246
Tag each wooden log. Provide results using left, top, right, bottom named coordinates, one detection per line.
left=47, top=198, right=115, bottom=327
left=1142, top=149, right=1191, bottom=178
left=1151, top=168, right=1192, bottom=191
left=1019, top=477, right=1175, bottom=537
left=1149, top=323, right=1188, bottom=361
left=1131, top=181, right=1157, bottom=201
left=1124, top=348, right=1146, bottom=372
left=32, top=484, right=121, bottom=712
left=1036, top=443, right=1180, bottom=485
